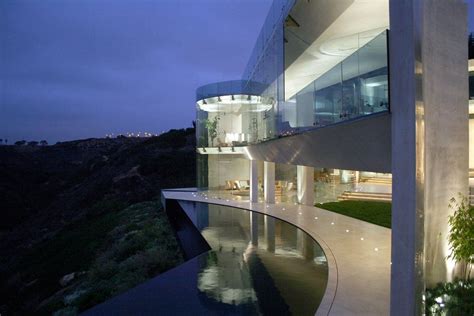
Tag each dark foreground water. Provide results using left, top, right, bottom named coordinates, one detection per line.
left=84, top=201, right=328, bottom=316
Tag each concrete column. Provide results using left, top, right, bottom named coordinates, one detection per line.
left=264, top=161, right=275, bottom=203
left=249, top=160, right=259, bottom=203
left=297, top=165, right=314, bottom=206
left=421, top=2, right=468, bottom=287
left=355, top=171, right=360, bottom=183
left=390, top=1, right=468, bottom=315
left=264, top=216, right=275, bottom=252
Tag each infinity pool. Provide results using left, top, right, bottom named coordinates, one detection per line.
left=84, top=201, right=328, bottom=316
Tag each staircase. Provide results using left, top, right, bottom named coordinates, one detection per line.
left=338, top=191, right=392, bottom=202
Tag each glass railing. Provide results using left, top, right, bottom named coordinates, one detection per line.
left=278, top=30, right=389, bottom=137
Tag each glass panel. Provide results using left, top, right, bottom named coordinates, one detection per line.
left=358, top=31, right=389, bottom=115
left=315, top=64, right=343, bottom=124
left=275, top=163, right=297, bottom=203
left=341, top=52, right=360, bottom=120
left=280, top=30, right=388, bottom=136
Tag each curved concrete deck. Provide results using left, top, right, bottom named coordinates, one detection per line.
left=162, top=189, right=391, bottom=316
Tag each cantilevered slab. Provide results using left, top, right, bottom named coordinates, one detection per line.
left=245, top=112, right=391, bottom=173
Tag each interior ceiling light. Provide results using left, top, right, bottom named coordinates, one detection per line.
left=197, top=94, right=273, bottom=113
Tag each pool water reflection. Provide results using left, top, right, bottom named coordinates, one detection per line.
left=183, top=202, right=328, bottom=315
left=84, top=201, right=329, bottom=316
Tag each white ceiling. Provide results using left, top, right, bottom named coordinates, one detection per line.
left=284, top=0, right=389, bottom=100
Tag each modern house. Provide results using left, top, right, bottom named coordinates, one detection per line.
left=146, top=0, right=467, bottom=315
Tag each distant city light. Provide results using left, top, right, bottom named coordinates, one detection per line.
left=104, top=131, right=162, bottom=138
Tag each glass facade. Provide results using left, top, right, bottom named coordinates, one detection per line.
left=282, top=31, right=389, bottom=135
left=240, top=1, right=389, bottom=140
left=197, top=4, right=389, bottom=145
left=197, top=153, right=264, bottom=201
left=242, top=0, right=296, bottom=142
left=275, top=163, right=297, bottom=203
left=196, top=80, right=272, bottom=148
left=313, top=169, right=392, bottom=204
left=196, top=1, right=390, bottom=203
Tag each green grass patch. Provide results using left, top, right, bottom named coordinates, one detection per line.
left=315, top=200, right=391, bottom=228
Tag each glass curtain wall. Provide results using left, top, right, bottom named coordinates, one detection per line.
left=230, top=1, right=388, bottom=142
left=201, top=155, right=251, bottom=200
left=283, top=31, right=389, bottom=135
left=196, top=81, right=274, bottom=148
left=314, top=168, right=356, bottom=204
left=197, top=154, right=265, bottom=202
left=313, top=168, right=392, bottom=204
left=242, top=0, right=295, bottom=142
left=275, top=163, right=297, bottom=203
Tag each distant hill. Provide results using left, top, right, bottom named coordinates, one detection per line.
left=0, top=128, right=195, bottom=314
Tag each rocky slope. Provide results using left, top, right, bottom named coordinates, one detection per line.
left=0, top=128, right=195, bottom=314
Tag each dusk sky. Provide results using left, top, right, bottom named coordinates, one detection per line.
left=1, top=0, right=474, bottom=143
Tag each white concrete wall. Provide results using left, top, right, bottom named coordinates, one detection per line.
left=422, top=0, right=469, bottom=287
left=390, top=0, right=468, bottom=315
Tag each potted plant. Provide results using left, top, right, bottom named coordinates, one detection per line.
left=447, top=194, right=474, bottom=281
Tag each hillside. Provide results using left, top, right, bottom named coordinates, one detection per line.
left=0, top=128, right=196, bottom=314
